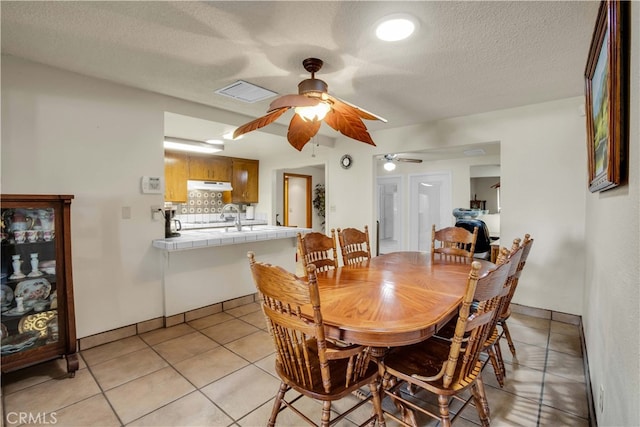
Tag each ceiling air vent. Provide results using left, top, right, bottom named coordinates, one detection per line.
left=214, top=80, right=277, bottom=103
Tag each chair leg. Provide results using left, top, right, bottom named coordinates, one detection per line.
left=268, top=382, right=288, bottom=427
left=495, top=339, right=506, bottom=379
left=486, top=345, right=505, bottom=388
left=321, top=400, right=332, bottom=427
left=368, top=380, right=386, bottom=426
left=501, top=320, right=517, bottom=356
left=471, top=376, right=491, bottom=426
left=437, top=394, right=452, bottom=427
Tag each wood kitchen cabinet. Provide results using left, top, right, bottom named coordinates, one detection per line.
left=231, top=158, right=259, bottom=203
left=189, top=156, right=232, bottom=182
left=1, top=194, right=78, bottom=376
left=164, top=151, right=188, bottom=203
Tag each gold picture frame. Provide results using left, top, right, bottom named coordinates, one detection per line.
left=584, top=0, right=629, bottom=192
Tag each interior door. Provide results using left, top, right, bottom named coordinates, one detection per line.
left=284, top=174, right=311, bottom=227
left=408, top=172, right=452, bottom=251
left=377, top=176, right=402, bottom=254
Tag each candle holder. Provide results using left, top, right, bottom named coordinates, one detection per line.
left=28, top=252, right=43, bottom=277
left=9, top=254, right=25, bottom=279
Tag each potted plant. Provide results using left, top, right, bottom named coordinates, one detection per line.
left=312, top=184, right=325, bottom=229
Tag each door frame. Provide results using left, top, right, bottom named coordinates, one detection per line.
left=283, top=173, right=312, bottom=227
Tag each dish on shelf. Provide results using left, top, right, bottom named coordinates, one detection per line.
left=2, top=307, right=33, bottom=317
left=1, top=323, right=7, bottom=340
left=14, top=278, right=51, bottom=302
left=18, top=310, right=57, bottom=338
left=1, top=284, right=14, bottom=307
left=1, top=330, right=40, bottom=355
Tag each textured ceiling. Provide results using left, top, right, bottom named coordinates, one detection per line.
left=1, top=1, right=599, bottom=152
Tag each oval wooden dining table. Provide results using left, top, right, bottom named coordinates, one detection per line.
left=310, top=252, right=495, bottom=348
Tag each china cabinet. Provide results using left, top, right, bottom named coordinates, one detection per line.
left=231, top=158, right=259, bottom=203
left=1, top=194, right=78, bottom=376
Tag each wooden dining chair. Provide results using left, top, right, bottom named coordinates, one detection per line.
left=247, top=252, right=385, bottom=427
left=431, top=224, right=478, bottom=261
left=482, top=239, right=523, bottom=387
left=297, top=230, right=339, bottom=273
left=381, top=257, right=511, bottom=427
left=337, top=225, right=372, bottom=265
left=434, top=239, right=523, bottom=388
left=498, top=234, right=535, bottom=356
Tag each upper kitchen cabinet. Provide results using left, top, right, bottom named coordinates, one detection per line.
left=164, top=152, right=188, bottom=203
left=231, top=158, right=259, bottom=203
left=189, top=156, right=232, bottom=182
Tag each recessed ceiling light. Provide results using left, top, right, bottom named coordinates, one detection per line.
left=375, top=14, right=417, bottom=42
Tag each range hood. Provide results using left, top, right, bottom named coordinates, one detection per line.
left=187, top=180, right=233, bottom=191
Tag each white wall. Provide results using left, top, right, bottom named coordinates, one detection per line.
left=582, top=6, right=639, bottom=425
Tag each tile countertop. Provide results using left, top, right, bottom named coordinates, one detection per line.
left=152, top=225, right=311, bottom=251
left=179, top=219, right=268, bottom=230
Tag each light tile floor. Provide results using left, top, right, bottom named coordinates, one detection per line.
left=1, top=304, right=592, bottom=426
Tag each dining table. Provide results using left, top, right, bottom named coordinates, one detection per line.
left=311, top=251, right=496, bottom=349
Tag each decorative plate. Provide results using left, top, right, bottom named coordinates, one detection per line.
left=1, top=330, right=40, bottom=355
left=14, top=278, right=52, bottom=302
left=1, top=284, right=14, bottom=306
left=1, top=323, right=8, bottom=340
left=2, top=307, right=33, bottom=317
left=19, top=310, right=57, bottom=338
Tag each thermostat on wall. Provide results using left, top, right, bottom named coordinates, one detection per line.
left=141, top=176, right=164, bottom=194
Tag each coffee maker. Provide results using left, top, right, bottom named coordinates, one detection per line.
left=162, top=206, right=181, bottom=238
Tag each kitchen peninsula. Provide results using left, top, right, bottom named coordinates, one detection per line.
left=153, top=225, right=311, bottom=317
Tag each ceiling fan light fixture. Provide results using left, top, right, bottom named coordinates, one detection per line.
left=375, top=15, right=417, bottom=42
left=295, top=102, right=331, bottom=122
left=384, top=160, right=396, bottom=171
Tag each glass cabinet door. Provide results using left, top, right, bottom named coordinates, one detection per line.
left=1, top=195, right=77, bottom=376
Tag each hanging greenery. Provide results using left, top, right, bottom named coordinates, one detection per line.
left=312, top=184, right=325, bottom=228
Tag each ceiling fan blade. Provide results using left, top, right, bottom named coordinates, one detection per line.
left=233, top=107, right=289, bottom=139
left=324, top=104, right=376, bottom=146
left=287, top=113, right=321, bottom=151
left=396, top=158, right=423, bottom=163
left=329, top=95, right=387, bottom=123
left=268, top=94, right=320, bottom=112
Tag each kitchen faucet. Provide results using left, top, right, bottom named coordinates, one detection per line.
left=221, top=204, right=242, bottom=231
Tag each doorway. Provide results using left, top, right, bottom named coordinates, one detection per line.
left=377, top=176, right=402, bottom=254
left=284, top=173, right=312, bottom=227
left=408, top=172, right=452, bottom=251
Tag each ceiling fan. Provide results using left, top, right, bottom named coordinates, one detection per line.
left=232, top=58, right=387, bottom=151
left=381, top=153, right=423, bottom=171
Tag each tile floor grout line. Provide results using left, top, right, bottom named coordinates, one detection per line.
left=80, top=352, right=128, bottom=427
left=534, top=322, right=553, bottom=427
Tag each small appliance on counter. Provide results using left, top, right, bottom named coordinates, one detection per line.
left=162, top=206, right=181, bottom=238
left=245, top=206, right=255, bottom=220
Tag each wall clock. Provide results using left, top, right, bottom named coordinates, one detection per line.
left=340, top=154, right=353, bottom=169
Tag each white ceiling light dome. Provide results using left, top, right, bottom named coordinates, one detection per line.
left=383, top=160, right=396, bottom=171
left=375, top=14, right=418, bottom=42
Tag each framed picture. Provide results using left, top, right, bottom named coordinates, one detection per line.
left=584, top=0, right=629, bottom=192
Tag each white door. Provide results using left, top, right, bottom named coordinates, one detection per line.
left=408, top=172, right=452, bottom=251
left=285, top=175, right=310, bottom=227
left=377, top=176, right=402, bottom=254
